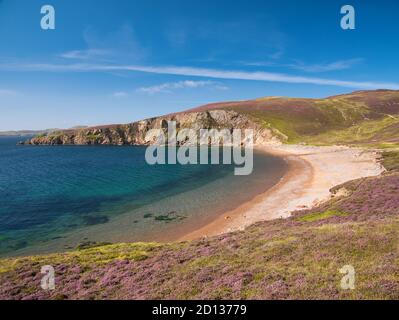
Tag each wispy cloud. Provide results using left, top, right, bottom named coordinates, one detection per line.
left=111, top=91, right=129, bottom=98
left=136, top=80, right=228, bottom=95
left=59, top=24, right=146, bottom=63
left=2, top=62, right=399, bottom=90
left=0, top=89, right=18, bottom=96
left=241, top=58, right=363, bottom=73
left=60, top=49, right=110, bottom=60
left=289, top=58, right=364, bottom=73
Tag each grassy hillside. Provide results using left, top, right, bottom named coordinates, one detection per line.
left=191, top=89, right=399, bottom=147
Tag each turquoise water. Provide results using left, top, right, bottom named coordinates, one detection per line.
left=0, top=137, right=286, bottom=256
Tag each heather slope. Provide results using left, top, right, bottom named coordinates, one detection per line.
left=191, top=89, right=399, bottom=146
left=1, top=171, right=398, bottom=299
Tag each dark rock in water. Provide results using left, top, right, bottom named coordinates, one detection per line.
left=51, top=236, right=65, bottom=240
left=82, top=215, right=109, bottom=226
left=154, top=214, right=175, bottom=222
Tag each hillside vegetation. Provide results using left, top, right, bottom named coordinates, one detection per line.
left=26, top=90, right=399, bottom=149
left=2, top=89, right=398, bottom=300
left=192, top=89, right=399, bottom=148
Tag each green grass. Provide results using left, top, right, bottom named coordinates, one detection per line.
left=381, top=150, right=399, bottom=171
left=303, top=116, right=399, bottom=146
left=0, top=242, right=161, bottom=274
left=298, top=210, right=349, bottom=222
left=236, top=100, right=372, bottom=144
left=226, top=92, right=399, bottom=148
left=86, top=134, right=101, bottom=140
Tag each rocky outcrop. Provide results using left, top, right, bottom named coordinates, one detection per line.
left=25, top=110, right=281, bottom=146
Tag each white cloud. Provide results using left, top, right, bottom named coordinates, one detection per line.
left=119, top=65, right=399, bottom=90
left=111, top=91, right=129, bottom=98
left=60, top=49, right=110, bottom=60
left=2, top=62, right=399, bottom=90
left=136, top=80, right=228, bottom=95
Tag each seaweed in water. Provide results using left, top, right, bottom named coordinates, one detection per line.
left=82, top=215, right=109, bottom=226
left=154, top=211, right=187, bottom=223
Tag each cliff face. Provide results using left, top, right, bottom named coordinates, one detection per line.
left=25, top=110, right=281, bottom=146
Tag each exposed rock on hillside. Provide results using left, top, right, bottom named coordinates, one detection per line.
left=25, top=110, right=281, bottom=146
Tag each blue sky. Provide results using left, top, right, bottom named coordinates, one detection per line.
left=0, top=0, right=398, bottom=130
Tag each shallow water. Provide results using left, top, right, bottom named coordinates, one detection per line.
left=0, top=137, right=287, bottom=256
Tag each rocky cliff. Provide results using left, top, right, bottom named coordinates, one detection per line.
left=25, top=110, right=281, bottom=146
left=25, top=89, right=399, bottom=148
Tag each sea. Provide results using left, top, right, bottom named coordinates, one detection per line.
left=0, top=136, right=287, bottom=257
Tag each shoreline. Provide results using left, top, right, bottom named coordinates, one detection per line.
left=1, top=144, right=385, bottom=258
left=178, top=144, right=385, bottom=241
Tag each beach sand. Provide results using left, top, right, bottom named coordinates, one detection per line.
left=179, top=145, right=385, bottom=241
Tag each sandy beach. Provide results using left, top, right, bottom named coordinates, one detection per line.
left=179, top=145, right=385, bottom=241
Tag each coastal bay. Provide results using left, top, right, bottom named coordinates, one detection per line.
left=0, top=137, right=287, bottom=257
